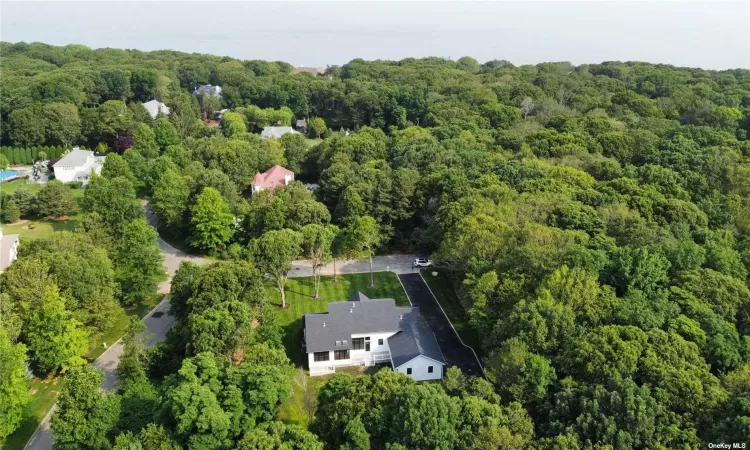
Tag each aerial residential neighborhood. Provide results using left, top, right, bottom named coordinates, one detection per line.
left=1, top=2, right=749, bottom=448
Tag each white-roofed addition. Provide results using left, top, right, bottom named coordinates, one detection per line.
left=303, top=292, right=445, bottom=381
left=52, top=148, right=105, bottom=184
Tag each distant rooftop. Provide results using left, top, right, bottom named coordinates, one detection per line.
left=193, top=84, right=223, bottom=98
left=260, top=126, right=300, bottom=139
left=251, top=165, right=294, bottom=190
left=292, top=66, right=326, bottom=75
left=142, top=99, right=170, bottom=119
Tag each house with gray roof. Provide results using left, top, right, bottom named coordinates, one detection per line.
left=51, top=148, right=105, bottom=184
left=261, top=126, right=300, bottom=139
left=303, top=292, right=445, bottom=381
left=142, top=99, right=170, bottom=119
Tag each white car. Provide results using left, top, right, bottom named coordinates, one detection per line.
left=413, top=258, right=433, bottom=267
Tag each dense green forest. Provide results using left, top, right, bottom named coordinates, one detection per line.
left=1, top=41, right=750, bottom=449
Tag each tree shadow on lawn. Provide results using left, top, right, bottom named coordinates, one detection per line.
left=282, top=320, right=305, bottom=367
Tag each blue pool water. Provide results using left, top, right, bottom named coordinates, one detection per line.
left=0, top=170, right=18, bottom=181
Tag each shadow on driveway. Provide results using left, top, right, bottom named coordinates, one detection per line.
left=398, top=273, right=484, bottom=377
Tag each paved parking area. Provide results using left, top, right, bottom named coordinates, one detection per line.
left=397, top=273, right=484, bottom=377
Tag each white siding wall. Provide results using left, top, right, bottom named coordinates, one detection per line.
left=308, top=330, right=399, bottom=376
left=395, top=355, right=444, bottom=382
left=54, top=155, right=95, bottom=183
left=53, top=166, right=78, bottom=183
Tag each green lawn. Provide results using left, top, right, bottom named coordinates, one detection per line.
left=1, top=376, right=66, bottom=450
left=0, top=294, right=164, bottom=450
left=1, top=178, right=43, bottom=194
left=421, top=270, right=484, bottom=358
left=278, top=366, right=380, bottom=428
left=270, top=272, right=410, bottom=367
left=305, top=138, right=320, bottom=148
left=0, top=180, right=86, bottom=240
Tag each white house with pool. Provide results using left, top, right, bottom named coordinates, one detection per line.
left=52, top=148, right=105, bottom=184
left=303, top=292, right=445, bottom=381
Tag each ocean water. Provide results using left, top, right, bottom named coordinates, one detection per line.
left=1, top=2, right=748, bottom=70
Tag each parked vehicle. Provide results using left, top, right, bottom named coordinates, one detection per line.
left=413, top=258, right=433, bottom=267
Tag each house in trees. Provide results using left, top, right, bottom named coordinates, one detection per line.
left=0, top=228, right=19, bottom=274
left=303, top=292, right=445, bottom=381
left=192, top=84, right=223, bottom=98
left=260, top=126, right=300, bottom=139
left=251, top=165, right=295, bottom=193
left=142, top=99, right=170, bottom=119
left=291, top=66, right=326, bottom=76
left=295, top=118, right=308, bottom=134
left=51, top=148, right=104, bottom=184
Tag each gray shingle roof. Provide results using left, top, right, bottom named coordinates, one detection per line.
left=304, top=298, right=408, bottom=352
left=348, top=292, right=370, bottom=302
left=54, top=149, right=92, bottom=168
left=388, top=316, right=445, bottom=367
left=303, top=293, right=445, bottom=366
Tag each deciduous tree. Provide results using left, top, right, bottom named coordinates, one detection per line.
left=52, top=364, right=121, bottom=450
left=0, top=329, right=30, bottom=439
left=348, top=216, right=382, bottom=287
left=310, top=117, right=326, bottom=139
left=25, top=284, right=88, bottom=374
left=300, top=224, right=336, bottom=298
left=253, top=229, right=303, bottom=308
left=190, top=187, right=234, bottom=252
left=115, top=218, right=165, bottom=305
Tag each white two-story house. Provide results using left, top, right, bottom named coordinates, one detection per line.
left=303, top=292, right=445, bottom=382
left=52, top=148, right=104, bottom=184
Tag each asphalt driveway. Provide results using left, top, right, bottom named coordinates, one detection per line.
left=398, top=273, right=484, bottom=377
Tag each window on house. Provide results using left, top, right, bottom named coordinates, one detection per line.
left=334, top=350, right=349, bottom=360
left=352, top=338, right=365, bottom=350
left=428, top=366, right=434, bottom=373
left=406, top=368, right=412, bottom=375
left=378, top=338, right=384, bottom=345
left=314, top=352, right=329, bottom=362
left=335, top=340, right=342, bottom=346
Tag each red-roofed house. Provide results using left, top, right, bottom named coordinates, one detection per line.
left=251, top=165, right=295, bottom=193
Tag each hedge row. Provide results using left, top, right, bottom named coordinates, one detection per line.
left=0, top=146, right=72, bottom=165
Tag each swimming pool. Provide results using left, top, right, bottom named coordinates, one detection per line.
left=0, top=170, right=18, bottom=181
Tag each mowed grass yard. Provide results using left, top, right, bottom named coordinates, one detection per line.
left=421, top=269, right=484, bottom=358
left=278, top=365, right=384, bottom=427
left=270, top=272, right=410, bottom=428
left=0, top=294, right=164, bottom=450
left=269, top=272, right=410, bottom=367
left=0, top=179, right=86, bottom=240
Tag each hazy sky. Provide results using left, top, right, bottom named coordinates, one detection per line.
left=2, top=1, right=749, bottom=70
